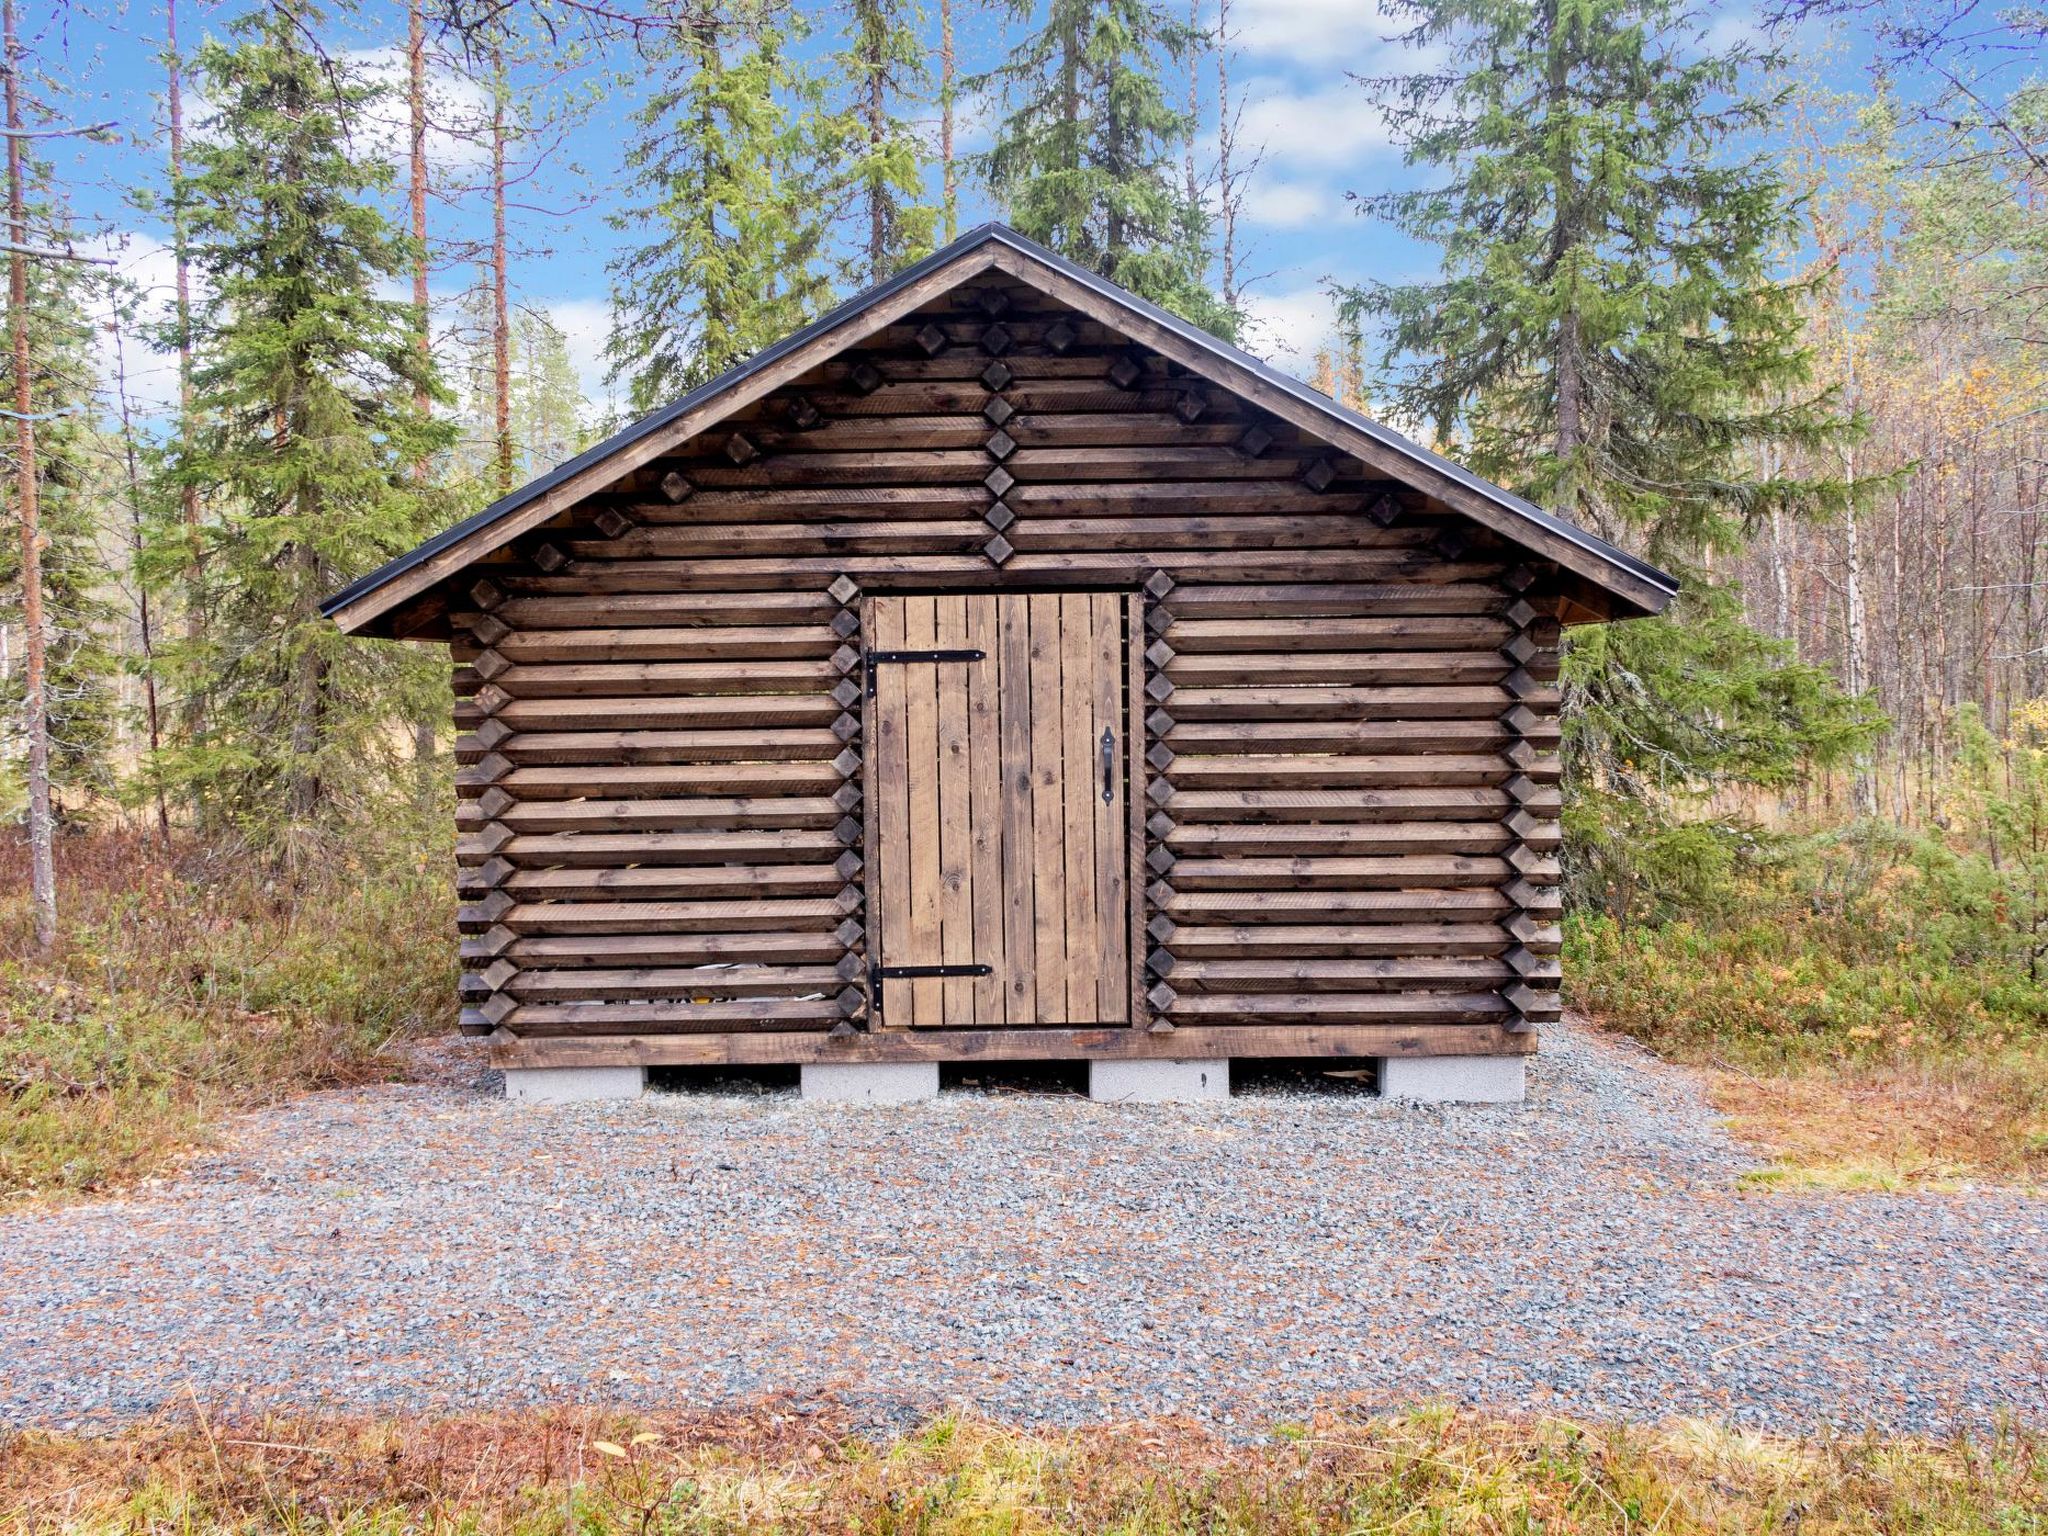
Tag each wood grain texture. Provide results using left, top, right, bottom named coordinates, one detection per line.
left=426, top=282, right=1573, bottom=1061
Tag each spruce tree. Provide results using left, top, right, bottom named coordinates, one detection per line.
left=156, top=0, right=452, bottom=855
left=607, top=13, right=838, bottom=409
left=1346, top=0, right=1855, bottom=556
left=1340, top=0, right=1882, bottom=913
left=976, top=0, right=1233, bottom=336
left=838, top=0, right=937, bottom=285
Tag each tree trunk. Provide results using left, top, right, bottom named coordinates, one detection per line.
left=6, top=0, right=56, bottom=951
left=1542, top=0, right=1585, bottom=513
left=940, top=0, right=955, bottom=242
left=1216, top=0, right=1236, bottom=308
left=408, top=0, right=431, bottom=473
left=491, top=39, right=512, bottom=496
left=110, top=308, right=172, bottom=846
left=865, top=8, right=885, bottom=281
left=1184, top=0, right=1198, bottom=209
left=167, top=0, right=204, bottom=741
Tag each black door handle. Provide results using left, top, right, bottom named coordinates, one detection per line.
left=1100, top=726, right=1116, bottom=803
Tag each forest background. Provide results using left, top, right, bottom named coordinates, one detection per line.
left=0, top=0, right=2043, bottom=1197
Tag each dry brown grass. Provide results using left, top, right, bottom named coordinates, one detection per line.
left=1707, top=1059, right=2048, bottom=1191
left=0, top=830, right=454, bottom=1202
left=1, top=1405, right=2040, bottom=1534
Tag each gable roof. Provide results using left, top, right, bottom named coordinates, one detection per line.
left=324, top=222, right=1677, bottom=634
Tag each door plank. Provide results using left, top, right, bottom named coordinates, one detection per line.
left=1092, top=592, right=1129, bottom=1022
left=934, top=595, right=976, bottom=1023
left=869, top=598, right=910, bottom=1026
left=966, top=595, right=1008, bottom=1022
left=1028, top=594, right=1070, bottom=1021
left=904, top=597, right=943, bottom=1023
left=1059, top=595, right=1098, bottom=1020
left=1001, top=597, right=1040, bottom=1021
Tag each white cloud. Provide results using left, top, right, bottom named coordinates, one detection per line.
left=1225, top=0, right=1410, bottom=66
left=1241, top=177, right=1331, bottom=229
left=1238, top=283, right=1336, bottom=373
left=540, top=295, right=617, bottom=409
left=334, top=46, right=498, bottom=172
left=79, top=230, right=189, bottom=422
left=1238, top=79, right=1397, bottom=172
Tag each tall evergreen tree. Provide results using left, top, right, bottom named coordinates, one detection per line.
left=1345, top=0, right=1854, bottom=558
left=155, top=0, right=452, bottom=855
left=0, top=179, right=119, bottom=814
left=838, top=0, right=937, bottom=285
left=607, top=12, right=838, bottom=409
left=1340, top=0, right=1883, bottom=913
left=975, top=0, right=1233, bottom=336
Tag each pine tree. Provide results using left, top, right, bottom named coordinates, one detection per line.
left=607, top=13, right=838, bottom=409
left=0, top=180, right=119, bottom=813
left=1340, top=0, right=1883, bottom=913
left=975, top=0, right=1233, bottom=336
left=838, top=0, right=937, bottom=285
left=155, top=0, right=452, bottom=856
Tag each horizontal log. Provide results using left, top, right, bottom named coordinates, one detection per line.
left=492, top=591, right=837, bottom=629
left=1163, top=719, right=1530, bottom=754
left=498, top=797, right=842, bottom=834
left=1163, top=923, right=1509, bottom=957
left=502, top=554, right=1508, bottom=594
left=1008, top=516, right=1424, bottom=553
left=1164, top=686, right=1511, bottom=721
left=581, top=521, right=994, bottom=559
left=509, top=998, right=842, bottom=1035
left=1165, top=787, right=1509, bottom=823
left=1002, top=445, right=1321, bottom=481
left=1168, top=855, right=1511, bottom=890
left=1167, top=991, right=1511, bottom=1025
left=1164, top=889, right=1511, bottom=922
left=1164, top=821, right=1512, bottom=856
left=503, top=898, right=847, bottom=936
left=501, top=829, right=843, bottom=867
left=498, top=762, right=842, bottom=799
left=1163, top=652, right=1508, bottom=687
left=486, top=727, right=845, bottom=765
left=494, top=626, right=838, bottom=663
left=495, top=1022, right=1538, bottom=1067
left=509, top=965, right=842, bottom=1000
left=510, top=932, right=845, bottom=967
left=1164, top=616, right=1512, bottom=653
left=1006, top=480, right=1374, bottom=514
left=468, top=695, right=842, bottom=732
left=506, top=864, right=845, bottom=901
left=1163, top=582, right=1503, bottom=618
left=486, top=659, right=837, bottom=698
left=1165, top=754, right=1508, bottom=790
left=1168, top=957, right=1511, bottom=992
left=628, top=486, right=985, bottom=523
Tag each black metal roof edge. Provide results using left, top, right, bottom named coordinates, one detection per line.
left=324, top=221, right=1676, bottom=620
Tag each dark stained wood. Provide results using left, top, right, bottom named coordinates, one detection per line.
left=403, top=276, right=1590, bottom=1064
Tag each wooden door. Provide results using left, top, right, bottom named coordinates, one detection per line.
left=868, top=592, right=1130, bottom=1027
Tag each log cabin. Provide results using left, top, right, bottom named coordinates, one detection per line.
left=324, top=223, right=1676, bottom=1106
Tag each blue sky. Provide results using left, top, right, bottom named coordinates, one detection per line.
left=49, top=0, right=1816, bottom=427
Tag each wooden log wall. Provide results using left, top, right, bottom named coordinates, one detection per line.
left=445, top=275, right=1569, bottom=1056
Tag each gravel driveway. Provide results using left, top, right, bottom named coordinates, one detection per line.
left=2, top=1022, right=2042, bottom=1436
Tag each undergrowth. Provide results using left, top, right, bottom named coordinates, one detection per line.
left=1566, top=824, right=2048, bottom=1188
left=0, top=822, right=456, bottom=1201
left=1, top=1406, right=2042, bottom=1535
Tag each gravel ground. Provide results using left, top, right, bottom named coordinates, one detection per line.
left=2, top=1022, right=2042, bottom=1437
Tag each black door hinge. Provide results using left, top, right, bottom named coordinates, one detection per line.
left=865, top=648, right=985, bottom=696
left=872, top=963, right=992, bottom=980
